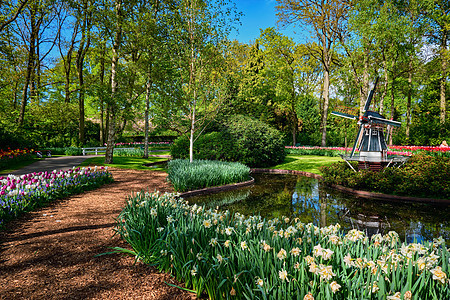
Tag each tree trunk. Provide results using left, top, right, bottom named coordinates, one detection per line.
left=18, top=4, right=37, bottom=126
left=440, top=30, right=447, bottom=125
left=320, top=30, right=330, bottom=147
left=99, top=41, right=106, bottom=145
left=105, top=0, right=122, bottom=164
left=77, top=2, right=91, bottom=146
left=144, top=77, right=151, bottom=158
left=321, top=69, right=330, bottom=147
left=360, top=50, right=370, bottom=115
left=379, top=52, right=389, bottom=115
left=406, top=59, right=412, bottom=139
left=389, top=78, right=395, bottom=146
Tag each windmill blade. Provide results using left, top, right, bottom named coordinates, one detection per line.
left=350, top=125, right=364, bottom=157
left=369, top=116, right=401, bottom=127
left=363, top=77, right=379, bottom=113
left=331, top=111, right=358, bottom=120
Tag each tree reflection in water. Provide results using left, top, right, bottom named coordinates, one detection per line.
left=186, top=173, right=450, bottom=244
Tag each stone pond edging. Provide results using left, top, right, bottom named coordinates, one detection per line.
left=179, top=177, right=255, bottom=198
left=156, top=165, right=448, bottom=204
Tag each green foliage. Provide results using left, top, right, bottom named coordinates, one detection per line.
left=167, top=159, right=250, bottom=192
left=113, top=148, right=144, bottom=157
left=223, top=115, right=286, bottom=167
left=171, top=132, right=236, bottom=161
left=172, top=115, right=286, bottom=167
left=320, top=154, right=450, bottom=199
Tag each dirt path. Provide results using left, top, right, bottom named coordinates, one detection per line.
left=0, top=168, right=195, bottom=300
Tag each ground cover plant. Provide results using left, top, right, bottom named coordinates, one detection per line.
left=0, top=166, right=113, bottom=228
left=320, top=154, right=450, bottom=199
left=167, top=159, right=250, bottom=192
left=115, top=191, right=450, bottom=299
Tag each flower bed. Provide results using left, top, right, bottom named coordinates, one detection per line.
left=286, top=145, right=450, bottom=158
left=108, top=142, right=172, bottom=147
left=116, top=191, right=449, bottom=300
left=0, top=148, right=34, bottom=170
left=0, top=166, right=113, bottom=228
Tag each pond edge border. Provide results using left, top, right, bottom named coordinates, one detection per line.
left=179, top=177, right=255, bottom=198
left=251, top=168, right=450, bottom=204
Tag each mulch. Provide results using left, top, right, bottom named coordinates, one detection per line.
left=0, top=168, right=196, bottom=300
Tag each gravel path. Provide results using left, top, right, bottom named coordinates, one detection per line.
left=0, top=168, right=194, bottom=300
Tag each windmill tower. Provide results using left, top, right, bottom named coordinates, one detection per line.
left=332, top=78, right=409, bottom=171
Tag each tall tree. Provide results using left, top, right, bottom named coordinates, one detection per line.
left=74, top=0, right=93, bottom=145
left=160, top=0, right=239, bottom=162
left=259, top=27, right=301, bottom=145
left=276, top=0, right=348, bottom=146
left=425, top=0, right=449, bottom=126
left=0, top=0, right=30, bottom=33
left=104, top=0, right=123, bottom=164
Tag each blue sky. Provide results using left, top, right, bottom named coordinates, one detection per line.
left=229, top=0, right=305, bottom=44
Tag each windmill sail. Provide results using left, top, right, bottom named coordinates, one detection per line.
left=363, top=77, right=379, bottom=113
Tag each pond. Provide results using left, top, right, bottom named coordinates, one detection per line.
left=187, top=173, right=450, bottom=245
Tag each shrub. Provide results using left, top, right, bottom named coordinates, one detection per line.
left=224, top=115, right=286, bottom=167
left=171, top=132, right=236, bottom=161
left=167, top=159, right=250, bottom=192
left=320, top=154, right=450, bottom=199
left=171, top=116, right=286, bottom=167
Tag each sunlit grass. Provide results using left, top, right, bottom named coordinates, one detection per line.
left=270, top=155, right=341, bottom=175
left=0, top=158, right=42, bottom=175
left=80, top=156, right=168, bottom=172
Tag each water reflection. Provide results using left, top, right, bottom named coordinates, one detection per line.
left=187, top=173, right=450, bottom=244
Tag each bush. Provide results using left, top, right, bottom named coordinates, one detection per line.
left=224, top=115, right=286, bottom=167
left=171, top=115, right=286, bottom=168
left=320, top=154, right=450, bottom=199
left=167, top=159, right=250, bottom=192
left=171, top=132, right=236, bottom=161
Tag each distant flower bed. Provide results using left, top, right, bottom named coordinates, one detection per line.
left=0, top=148, right=34, bottom=170
left=107, top=142, right=172, bottom=148
left=0, top=166, right=113, bottom=228
left=116, top=191, right=449, bottom=300
left=286, top=145, right=450, bottom=158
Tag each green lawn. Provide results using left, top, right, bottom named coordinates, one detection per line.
left=0, top=158, right=42, bottom=175
left=148, top=150, right=171, bottom=156
left=270, top=154, right=341, bottom=175
left=79, top=156, right=169, bottom=172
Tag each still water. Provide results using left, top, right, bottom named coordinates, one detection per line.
left=187, top=173, right=450, bottom=244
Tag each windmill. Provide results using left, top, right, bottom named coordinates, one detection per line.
left=331, top=78, right=409, bottom=171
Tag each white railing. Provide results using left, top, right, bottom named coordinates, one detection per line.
left=82, top=147, right=107, bottom=155
left=81, top=147, right=137, bottom=155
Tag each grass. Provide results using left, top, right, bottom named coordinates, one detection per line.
left=0, top=158, right=42, bottom=175
left=270, top=154, right=342, bottom=175
left=79, top=156, right=169, bottom=172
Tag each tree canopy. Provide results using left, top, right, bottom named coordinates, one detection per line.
left=0, top=0, right=448, bottom=154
